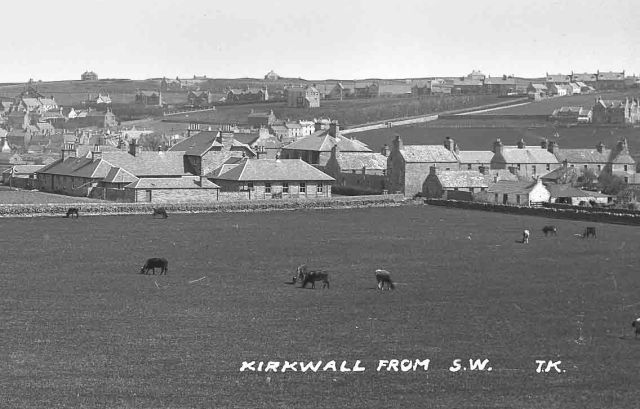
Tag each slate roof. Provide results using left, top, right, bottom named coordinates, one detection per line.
left=335, top=152, right=387, bottom=171
left=125, top=176, right=219, bottom=189
left=487, top=180, right=542, bottom=195
left=597, top=71, right=624, bottom=81
left=529, top=83, right=548, bottom=91
left=21, top=98, right=41, bottom=110
left=214, top=159, right=335, bottom=182
left=546, top=184, right=610, bottom=198
left=169, top=130, right=222, bottom=155
left=433, top=170, right=489, bottom=188
left=8, top=164, right=44, bottom=175
left=540, top=166, right=578, bottom=182
left=232, top=132, right=260, bottom=146
left=554, top=148, right=611, bottom=163
left=546, top=74, right=571, bottom=82
left=498, top=147, right=559, bottom=164
left=282, top=129, right=372, bottom=153
left=207, top=157, right=245, bottom=178
left=103, top=167, right=138, bottom=183
left=596, top=99, right=625, bottom=109
left=457, top=150, right=494, bottom=164
left=572, top=73, right=597, bottom=82
left=400, top=145, right=458, bottom=163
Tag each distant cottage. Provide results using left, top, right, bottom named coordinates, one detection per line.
left=81, top=71, right=98, bottom=81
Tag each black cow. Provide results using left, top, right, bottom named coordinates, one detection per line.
left=542, top=225, right=558, bottom=236
left=375, top=269, right=395, bottom=290
left=633, top=319, right=640, bottom=338
left=65, top=208, right=79, bottom=218
left=301, top=271, right=330, bottom=289
left=140, top=258, right=168, bottom=275
left=152, top=208, right=168, bottom=219
left=583, top=227, right=597, bottom=238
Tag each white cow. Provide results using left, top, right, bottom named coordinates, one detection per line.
left=522, top=230, right=530, bottom=244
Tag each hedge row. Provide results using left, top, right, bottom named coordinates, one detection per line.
left=0, top=195, right=406, bottom=218
left=425, top=199, right=640, bottom=226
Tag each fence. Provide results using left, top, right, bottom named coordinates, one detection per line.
left=163, top=107, right=216, bottom=116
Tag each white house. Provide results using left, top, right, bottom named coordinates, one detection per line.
left=482, top=178, right=551, bottom=206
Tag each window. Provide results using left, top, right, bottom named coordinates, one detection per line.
left=467, top=164, right=472, bottom=170
left=145, top=190, right=152, bottom=202
left=248, top=182, right=254, bottom=190
left=494, top=193, right=499, bottom=202
left=624, top=165, right=628, bottom=172
left=625, top=177, right=629, bottom=183
left=532, top=165, right=536, bottom=175
left=300, top=182, right=306, bottom=193
left=516, top=164, right=521, bottom=170
left=283, top=182, right=289, bottom=193
left=317, top=183, right=323, bottom=193
left=265, top=183, right=271, bottom=193
left=516, top=194, right=521, bottom=204
left=546, top=163, right=550, bottom=171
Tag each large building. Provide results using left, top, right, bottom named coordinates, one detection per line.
left=286, top=85, right=320, bottom=108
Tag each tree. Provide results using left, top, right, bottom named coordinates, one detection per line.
left=598, top=172, right=626, bottom=195
left=138, top=133, right=167, bottom=151
left=577, top=168, right=598, bottom=190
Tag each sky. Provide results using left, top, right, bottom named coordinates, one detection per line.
left=2, top=0, right=639, bottom=82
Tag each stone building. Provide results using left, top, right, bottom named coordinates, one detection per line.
left=286, top=85, right=320, bottom=108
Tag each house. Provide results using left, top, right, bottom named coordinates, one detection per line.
left=595, top=70, right=626, bottom=90
left=546, top=184, right=612, bottom=205
left=546, top=83, right=567, bottom=97
left=457, top=149, right=494, bottom=171
left=575, top=81, right=595, bottom=93
left=483, top=76, right=528, bottom=95
left=423, top=167, right=489, bottom=200
left=451, top=79, right=483, bottom=95
left=592, top=97, right=640, bottom=124
left=96, top=93, right=112, bottom=106
left=36, top=142, right=189, bottom=197
left=527, top=83, right=548, bottom=100
left=545, top=73, right=571, bottom=84
left=280, top=121, right=371, bottom=167
left=169, top=130, right=256, bottom=176
left=286, top=85, right=320, bottom=108
left=212, top=158, right=335, bottom=200
left=248, top=109, right=277, bottom=128
left=225, top=87, right=268, bottom=103
left=481, top=178, right=551, bottom=206
left=328, top=82, right=353, bottom=100
left=387, top=135, right=460, bottom=197
left=546, top=138, right=637, bottom=183
left=2, top=164, right=44, bottom=188
left=430, top=79, right=453, bottom=94
left=490, top=138, right=560, bottom=180
left=135, top=90, right=163, bottom=106
left=467, top=70, right=486, bottom=81
left=81, top=71, right=98, bottom=81
left=324, top=145, right=388, bottom=192
left=568, top=83, right=581, bottom=95
left=187, top=90, right=213, bottom=107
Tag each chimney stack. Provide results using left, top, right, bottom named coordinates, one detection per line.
left=329, top=120, right=339, bottom=137
left=517, top=138, right=526, bottom=149
left=380, top=144, right=390, bottom=157
left=91, top=144, right=102, bottom=161
left=61, top=142, right=77, bottom=161
left=492, top=138, right=503, bottom=154
left=596, top=141, right=605, bottom=153
left=548, top=140, right=559, bottom=154
left=429, top=166, right=438, bottom=176
left=199, top=175, right=207, bottom=186
left=540, top=138, right=548, bottom=149
left=128, top=139, right=141, bottom=157
left=393, top=135, right=404, bottom=151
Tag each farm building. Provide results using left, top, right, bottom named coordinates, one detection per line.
left=324, top=145, right=388, bottom=192
left=546, top=83, right=566, bottom=97
left=387, top=135, right=459, bottom=197
left=124, top=176, right=220, bottom=203
left=212, top=158, right=334, bottom=200
left=490, top=138, right=560, bottom=181
left=483, top=76, right=528, bottom=95
left=527, top=83, right=548, bottom=100
left=280, top=121, right=371, bottom=167
left=81, top=71, right=98, bottom=81
left=480, top=178, right=551, bottom=206
left=226, top=88, right=268, bottom=104
left=550, top=106, right=592, bottom=124
left=595, top=70, right=626, bottom=90
left=169, top=130, right=256, bottom=176
left=422, top=167, right=489, bottom=200
left=286, top=85, right=320, bottom=108
left=545, top=73, right=571, bottom=84
left=546, top=184, right=612, bottom=205
left=1, top=164, right=44, bottom=188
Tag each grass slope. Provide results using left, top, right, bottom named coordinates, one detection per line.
left=2, top=206, right=640, bottom=408
left=0, top=188, right=108, bottom=204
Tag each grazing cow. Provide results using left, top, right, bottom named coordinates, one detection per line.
left=522, top=229, right=530, bottom=244
left=152, top=208, right=168, bottom=219
left=583, top=227, right=597, bottom=238
left=65, top=208, right=79, bottom=218
left=542, top=225, right=557, bottom=236
left=633, top=319, right=640, bottom=338
left=140, top=258, right=168, bottom=275
left=375, top=269, right=395, bottom=290
left=301, top=270, right=330, bottom=289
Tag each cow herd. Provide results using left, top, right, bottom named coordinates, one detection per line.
left=290, top=264, right=395, bottom=291
left=520, top=225, right=598, bottom=243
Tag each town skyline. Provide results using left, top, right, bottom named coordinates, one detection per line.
left=1, top=0, right=639, bottom=82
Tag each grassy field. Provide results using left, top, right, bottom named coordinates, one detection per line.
left=2, top=206, right=640, bottom=408
left=0, top=187, right=107, bottom=204
left=474, top=90, right=640, bottom=116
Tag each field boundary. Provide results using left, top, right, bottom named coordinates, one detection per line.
left=425, top=199, right=640, bottom=226
left=0, top=195, right=407, bottom=218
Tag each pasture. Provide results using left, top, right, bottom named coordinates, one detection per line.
left=0, top=187, right=108, bottom=204
left=2, top=206, right=640, bottom=408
